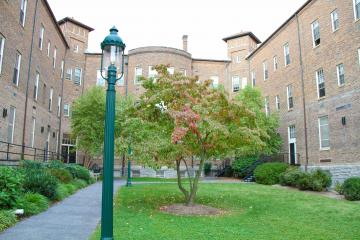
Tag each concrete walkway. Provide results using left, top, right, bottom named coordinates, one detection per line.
left=0, top=180, right=125, bottom=240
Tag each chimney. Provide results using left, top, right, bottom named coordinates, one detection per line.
left=182, top=35, right=188, bottom=52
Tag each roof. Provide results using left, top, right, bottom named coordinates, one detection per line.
left=222, top=31, right=261, bottom=44
left=58, top=17, right=94, bottom=32
left=246, top=0, right=313, bottom=59
left=192, top=58, right=231, bottom=63
left=42, top=0, right=69, bottom=48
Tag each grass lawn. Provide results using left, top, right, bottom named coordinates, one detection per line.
left=126, top=177, right=194, bottom=182
left=91, top=183, right=360, bottom=240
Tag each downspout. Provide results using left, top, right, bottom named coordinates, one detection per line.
left=296, top=13, right=309, bottom=171
left=22, top=0, right=39, bottom=157
left=58, top=48, right=68, bottom=159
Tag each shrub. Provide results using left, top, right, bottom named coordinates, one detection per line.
left=21, top=160, right=44, bottom=170
left=54, top=184, right=70, bottom=201
left=279, top=168, right=303, bottom=187
left=16, top=193, right=49, bottom=216
left=0, top=210, right=17, bottom=232
left=23, top=170, right=58, bottom=200
left=0, top=167, right=24, bottom=209
left=204, top=162, right=212, bottom=176
left=232, top=155, right=258, bottom=178
left=342, top=177, right=360, bottom=201
left=254, top=162, right=288, bottom=185
left=47, top=168, right=73, bottom=183
left=45, top=160, right=66, bottom=170
left=65, top=164, right=91, bottom=183
left=335, top=182, right=344, bottom=195
left=296, top=169, right=331, bottom=192
left=72, top=179, right=88, bottom=189
left=64, top=183, right=77, bottom=195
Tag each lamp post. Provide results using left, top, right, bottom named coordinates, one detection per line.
left=126, top=144, right=132, bottom=187
left=100, top=26, right=126, bottom=240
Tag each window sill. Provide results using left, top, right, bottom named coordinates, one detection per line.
left=287, top=108, right=294, bottom=112
left=332, top=28, right=339, bottom=33
left=338, top=84, right=345, bottom=88
left=320, top=147, right=330, bottom=151
left=313, top=44, right=320, bottom=50
left=318, top=97, right=326, bottom=101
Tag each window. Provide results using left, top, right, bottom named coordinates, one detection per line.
left=273, top=56, right=278, bottom=71
left=354, top=0, right=360, bottom=20
left=64, top=104, right=70, bottom=117
left=39, top=25, right=44, bottom=50
left=134, top=67, right=142, bottom=84
left=33, top=72, right=39, bottom=100
left=318, top=116, right=330, bottom=149
left=148, top=66, right=158, bottom=79
left=0, top=35, right=6, bottom=76
left=117, top=75, right=124, bottom=86
left=65, top=68, right=72, bottom=80
left=47, top=41, right=51, bottom=57
left=210, top=76, right=219, bottom=88
left=236, top=56, right=241, bottom=63
left=167, top=67, right=175, bottom=75
left=74, top=68, right=82, bottom=85
left=49, top=88, right=53, bottom=111
left=179, top=69, right=187, bottom=76
left=316, top=69, right=326, bottom=98
left=0, top=35, right=5, bottom=75
left=57, top=96, right=61, bottom=117
left=251, top=71, right=256, bottom=87
left=289, top=125, right=296, bottom=139
left=73, top=44, right=79, bottom=53
left=42, top=84, right=47, bottom=104
left=7, top=106, right=16, bottom=143
left=358, top=48, right=360, bottom=66
left=96, top=70, right=105, bottom=86
left=263, top=61, right=268, bottom=80
left=13, top=52, right=21, bottom=86
left=19, top=0, right=27, bottom=27
left=264, top=97, right=270, bottom=116
left=232, top=76, right=240, bottom=92
left=275, top=95, right=280, bottom=111
left=331, top=10, right=339, bottom=32
left=336, top=64, right=345, bottom=86
left=30, top=117, right=36, bottom=148
left=287, top=84, right=294, bottom=109
left=284, top=43, right=291, bottom=65
left=311, top=20, right=320, bottom=47
left=52, top=48, right=57, bottom=68
left=60, top=60, right=64, bottom=78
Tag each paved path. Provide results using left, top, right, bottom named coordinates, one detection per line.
left=0, top=180, right=125, bottom=240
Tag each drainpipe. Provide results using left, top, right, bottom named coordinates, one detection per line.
left=296, top=13, right=309, bottom=172
left=22, top=0, right=39, bottom=158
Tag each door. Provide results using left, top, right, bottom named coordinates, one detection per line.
left=288, top=125, right=297, bottom=165
left=289, top=143, right=296, bottom=165
left=68, top=146, right=76, bottom=163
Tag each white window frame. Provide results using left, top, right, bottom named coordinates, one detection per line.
left=251, top=71, right=256, bottom=87
left=316, top=69, right=326, bottom=99
left=275, top=95, right=280, bottom=111
left=31, top=117, right=36, bottom=148
left=311, top=20, right=320, bottom=47
left=64, top=104, right=70, bottom=117
left=284, top=43, right=291, bottom=66
left=52, top=48, right=57, bottom=69
left=60, top=60, right=64, bottom=78
left=180, top=69, right=187, bottom=76
left=74, top=67, right=82, bottom=85
left=49, top=87, right=53, bottom=112
left=57, top=96, right=61, bottom=117
left=0, top=35, right=5, bottom=75
left=273, top=56, right=278, bottom=71
left=39, top=25, right=44, bottom=50
left=34, top=72, right=39, bottom=100
left=19, top=0, right=27, bottom=27
left=148, top=66, right=158, bottom=79
left=134, top=67, right=142, bottom=85
left=354, top=0, right=360, bottom=21
left=287, top=84, right=293, bottom=110
left=336, top=63, right=345, bottom=86
left=66, top=68, right=72, bottom=80
left=236, top=56, right=241, bottom=63
left=232, top=76, right=240, bottom=92
left=318, top=116, right=330, bottom=150
left=47, top=41, right=51, bottom=57
left=264, top=97, right=270, bottom=116
left=263, top=61, right=268, bottom=80
left=167, top=67, right=175, bottom=75
left=7, top=106, right=16, bottom=144
left=210, top=75, right=219, bottom=88
left=331, top=10, right=339, bottom=32
left=74, top=44, right=79, bottom=53
left=13, top=52, right=21, bottom=86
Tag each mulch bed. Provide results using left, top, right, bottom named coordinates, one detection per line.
left=160, top=204, right=224, bottom=216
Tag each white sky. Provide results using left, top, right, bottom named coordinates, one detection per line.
left=48, top=0, right=306, bottom=59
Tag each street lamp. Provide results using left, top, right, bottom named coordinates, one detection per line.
left=100, top=26, right=126, bottom=240
left=126, top=144, right=132, bottom=187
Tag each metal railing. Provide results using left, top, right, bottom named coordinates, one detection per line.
left=0, top=141, right=61, bottom=166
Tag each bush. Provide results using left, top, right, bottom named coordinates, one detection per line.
left=342, top=177, right=360, bottom=201
left=47, top=168, right=73, bottom=183
left=23, top=170, right=58, bottom=200
left=54, top=184, right=70, bottom=201
left=65, top=164, right=91, bottom=183
left=72, top=179, right=88, bottom=189
left=204, top=162, right=212, bottom=176
left=45, top=160, right=66, bottom=170
left=279, top=168, right=303, bottom=187
left=0, top=210, right=17, bottom=232
left=254, top=162, right=288, bottom=185
left=335, top=182, right=344, bottom=195
left=16, top=193, right=49, bottom=216
left=21, top=160, right=44, bottom=170
left=232, top=155, right=258, bottom=178
left=283, top=169, right=331, bottom=192
left=0, top=167, right=24, bottom=209
left=64, top=183, right=77, bottom=195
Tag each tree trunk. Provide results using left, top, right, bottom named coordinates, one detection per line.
left=176, top=158, right=190, bottom=203
left=186, top=151, right=206, bottom=206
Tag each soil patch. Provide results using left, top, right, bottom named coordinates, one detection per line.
left=160, top=204, right=224, bottom=216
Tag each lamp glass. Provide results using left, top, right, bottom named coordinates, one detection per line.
left=102, top=44, right=122, bottom=73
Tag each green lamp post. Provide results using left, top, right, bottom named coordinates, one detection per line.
left=100, top=26, right=126, bottom=240
left=126, top=145, right=132, bottom=187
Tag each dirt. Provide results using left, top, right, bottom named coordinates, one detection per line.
left=160, top=204, right=224, bottom=216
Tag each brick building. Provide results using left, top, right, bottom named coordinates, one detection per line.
left=0, top=0, right=359, bottom=181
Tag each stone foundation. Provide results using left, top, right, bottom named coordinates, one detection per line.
left=303, top=165, right=360, bottom=185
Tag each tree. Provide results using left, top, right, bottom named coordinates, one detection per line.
left=136, top=65, right=276, bottom=205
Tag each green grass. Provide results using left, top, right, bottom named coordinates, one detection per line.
left=128, top=177, right=194, bottom=182
left=91, top=183, right=360, bottom=240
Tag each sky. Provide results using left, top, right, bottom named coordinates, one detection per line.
left=48, top=0, right=306, bottom=60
